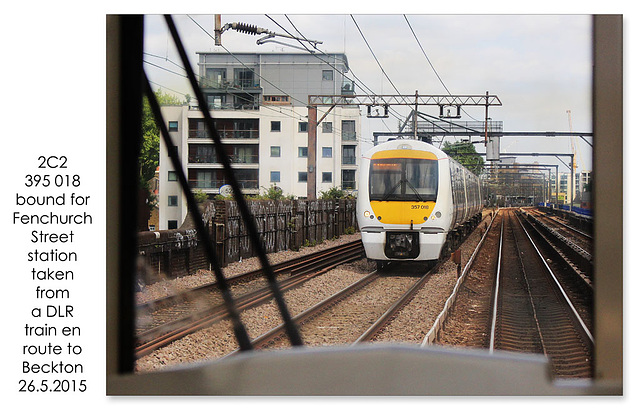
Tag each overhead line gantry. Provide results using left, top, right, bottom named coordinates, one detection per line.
left=306, top=91, right=502, bottom=199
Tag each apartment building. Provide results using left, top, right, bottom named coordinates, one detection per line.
left=557, top=170, right=592, bottom=205
left=158, top=52, right=361, bottom=230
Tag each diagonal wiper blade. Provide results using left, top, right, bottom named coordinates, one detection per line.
left=381, top=179, right=403, bottom=201
left=404, top=179, right=425, bottom=202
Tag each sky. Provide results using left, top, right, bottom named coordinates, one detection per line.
left=143, top=13, right=594, bottom=173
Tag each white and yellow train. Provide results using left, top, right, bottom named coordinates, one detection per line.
left=356, top=139, right=483, bottom=266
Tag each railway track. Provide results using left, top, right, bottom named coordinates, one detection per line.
left=219, top=213, right=494, bottom=355
left=136, top=208, right=593, bottom=380
left=135, top=240, right=364, bottom=358
left=523, top=208, right=593, bottom=281
left=221, top=262, right=436, bottom=355
left=431, top=208, right=593, bottom=379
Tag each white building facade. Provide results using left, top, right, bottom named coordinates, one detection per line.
left=158, top=52, right=361, bottom=230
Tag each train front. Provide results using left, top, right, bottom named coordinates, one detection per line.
left=356, top=140, right=451, bottom=263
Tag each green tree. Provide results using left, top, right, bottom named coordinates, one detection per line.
left=442, top=141, right=485, bottom=175
left=138, top=90, right=184, bottom=230
left=140, top=89, right=183, bottom=183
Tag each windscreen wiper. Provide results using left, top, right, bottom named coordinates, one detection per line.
left=381, top=179, right=403, bottom=201
left=404, top=179, right=426, bottom=202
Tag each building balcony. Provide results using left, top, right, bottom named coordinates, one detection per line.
left=342, top=155, right=357, bottom=165
left=189, top=179, right=259, bottom=190
left=188, top=154, right=259, bottom=165
left=189, top=129, right=259, bottom=140
left=199, top=79, right=261, bottom=91
left=188, top=143, right=259, bottom=165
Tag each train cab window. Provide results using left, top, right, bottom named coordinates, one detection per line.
left=370, top=158, right=438, bottom=201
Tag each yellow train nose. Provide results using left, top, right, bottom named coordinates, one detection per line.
left=370, top=201, right=436, bottom=224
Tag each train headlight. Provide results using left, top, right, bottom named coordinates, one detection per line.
left=364, top=210, right=371, bottom=218
left=435, top=211, right=442, bottom=218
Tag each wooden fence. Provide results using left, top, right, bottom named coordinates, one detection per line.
left=137, top=199, right=358, bottom=284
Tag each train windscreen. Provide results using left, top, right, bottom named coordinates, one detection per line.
left=369, top=158, right=438, bottom=201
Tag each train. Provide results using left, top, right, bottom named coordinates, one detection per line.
left=356, top=139, right=483, bottom=267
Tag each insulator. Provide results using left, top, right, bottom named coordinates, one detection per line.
left=232, top=22, right=259, bottom=35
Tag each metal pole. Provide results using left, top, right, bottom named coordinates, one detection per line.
left=414, top=90, right=418, bottom=140
left=214, top=14, right=222, bottom=46
left=570, top=154, right=574, bottom=212
left=484, top=91, right=489, bottom=144
left=307, top=105, right=317, bottom=200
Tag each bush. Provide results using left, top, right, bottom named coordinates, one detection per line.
left=319, top=187, right=346, bottom=200
left=193, top=189, right=208, bottom=203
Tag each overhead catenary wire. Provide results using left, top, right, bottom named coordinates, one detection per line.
left=350, top=15, right=402, bottom=97
left=143, top=72, right=254, bottom=352
left=163, top=14, right=304, bottom=348
left=145, top=27, right=309, bottom=122
left=280, top=14, right=397, bottom=133
left=187, top=15, right=310, bottom=109
left=186, top=14, right=396, bottom=134
left=150, top=15, right=383, bottom=145
left=403, top=14, right=479, bottom=122
left=268, top=14, right=398, bottom=132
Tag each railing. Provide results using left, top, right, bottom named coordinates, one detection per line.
left=188, top=154, right=216, bottom=163
left=342, top=155, right=357, bottom=165
left=188, top=179, right=259, bottom=190
left=342, top=131, right=357, bottom=141
left=188, top=102, right=260, bottom=111
left=188, top=154, right=259, bottom=164
left=416, top=120, right=503, bottom=134
left=199, top=79, right=261, bottom=90
left=342, top=180, right=356, bottom=190
left=189, top=129, right=259, bottom=139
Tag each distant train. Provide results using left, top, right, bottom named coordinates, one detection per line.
left=356, top=139, right=483, bottom=267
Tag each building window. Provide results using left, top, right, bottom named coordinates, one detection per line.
left=205, top=68, right=226, bottom=88
left=298, top=172, right=308, bottom=182
left=322, top=122, right=333, bottom=133
left=206, top=94, right=226, bottom=109
left=167, top=220, right=178, bottom=229
left=233, top=93, right=259, bottom=110
left=342, top=145, right=356, bottom=165
left=168, top=195, right=178, bottom=206
left=270, top=171, right=281, bottom=183
left=342, top=170, right=356, bottom=190
left=188, top=144, right=216, bottom=164
left=232, top=145, right=258, bottom=164
left=298, top=147, right=308, bottom=158
left=270, top=146, right=281, bottom=157
left=298, top=122, right=308, bottom=133
left=264, top=95, right=290, bottom=104
left=342, top=120, right=356, bottom=140
left=168, top=121, right=178, bottom=132
left=322, top=147, right=333, bottom=158
left=271, top=121, right=281, bottom=132
left=234, top=68, right=255, bottom=88
left=168, top=171, right=177, bottom=181
left=322, top=70, right=334, bottom=81
left=322, top=172, right=332, bottom=183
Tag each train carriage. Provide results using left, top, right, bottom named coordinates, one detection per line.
left=357, top=139, right=483, bottom=265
